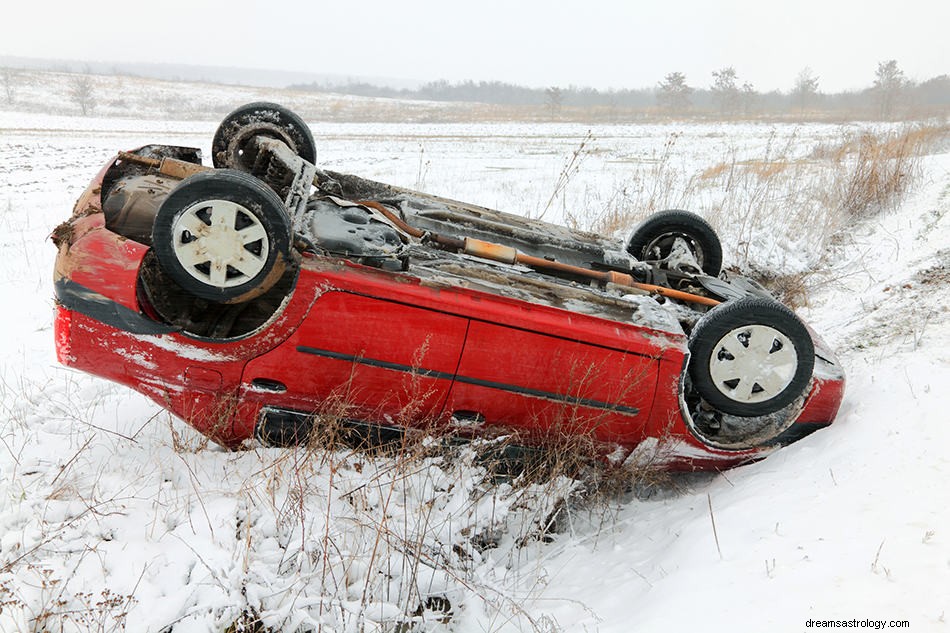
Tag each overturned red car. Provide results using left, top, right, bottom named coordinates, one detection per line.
left=53, top=103, right=844, bottom=470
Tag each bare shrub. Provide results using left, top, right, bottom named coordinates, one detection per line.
left=0, top=567, right=137, bottom=632
left=734, top=267, right=812, bottom=309
left=69, top=74, right=96, bottom=117
left=537, top=130, right=594, bottom=221
left=823, top=125, right=939, bottom=219
left=707, top=124, right=947, bottom=299
left=237, top=430, right=574, bottom=630
left=1, top=68, right=16, bottom=104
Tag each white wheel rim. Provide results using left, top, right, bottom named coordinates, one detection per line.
left=708, top=324, right=798, bottom=404
left=171, top=199, right=269, bottom=288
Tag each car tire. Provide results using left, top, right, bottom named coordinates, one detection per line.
left=688, top=297, right=814, bottom=417
left=626, top=209, right=723, bottom=276
left=212, top=102, right=317, bottom=171
left=152, top=169, right=293, bottom=304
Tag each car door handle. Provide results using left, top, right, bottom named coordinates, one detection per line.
left=250, top=378, right=287, bottom=393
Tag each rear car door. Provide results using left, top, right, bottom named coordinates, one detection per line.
left=443, top=319, right=661, bottom=445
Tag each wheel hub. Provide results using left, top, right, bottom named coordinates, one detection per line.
left=224, top=122, right=296, bottom=171
left=645, top=233, right=705, bottom=273
left=172, top=199, right=269, bottom=288
left=707, top=324, right=797, bottom=404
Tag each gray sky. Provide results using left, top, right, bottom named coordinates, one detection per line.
left=2, top=0, right=948, bottom=92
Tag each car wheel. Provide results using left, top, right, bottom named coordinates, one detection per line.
left=212, top=102, right=317, bottom=171
left=688, top=297, right=814, bottom=417
left=152, top=170, right=293, bottom=304
left=626, top=209, right=723, bottom=276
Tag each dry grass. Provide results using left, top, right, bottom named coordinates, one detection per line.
left=0, top=354, right=681, bottom=632
left=569, top=132, right=695, bottom=234
left=154, top=389, right=671, bottom=632
left=822, top=126, right=939, bottom=219
left=574, top=123, right=949, bottom=306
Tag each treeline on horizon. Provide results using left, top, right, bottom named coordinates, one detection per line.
left=289, top=62, right=950, bottom=119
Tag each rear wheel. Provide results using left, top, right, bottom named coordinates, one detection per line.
left=627, top=210, right=723, bottom=276
left=212, top=102, right=317, bottom=171
left=688, top=297, right=814, bottom=417
left=152, top=170, right=293, bottom=304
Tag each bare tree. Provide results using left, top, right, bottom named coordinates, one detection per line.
left=711, top=67, right=740, bottom=116
left=740, top=81, right=757, bottom=116
left=657, top=72, right=692, bottom=115
left=70, top=73, right=96, bottom=116
left=545, top=86, right=563, bottom=117
left=1, top=68, right=16, bottom=104
left=792, top=67, right=820, bottom=114
left=873, top=59, right=906, bottom=119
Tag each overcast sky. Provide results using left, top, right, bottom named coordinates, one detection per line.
left=2, top=0, right=947, bottom=92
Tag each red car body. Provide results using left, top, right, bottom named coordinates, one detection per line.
left=53, top=149, right=845, bottom=471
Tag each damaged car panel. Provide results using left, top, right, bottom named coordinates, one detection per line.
left=53, top=102, right=845, bottom=470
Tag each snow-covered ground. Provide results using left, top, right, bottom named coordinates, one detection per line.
left=0, top=106, right=948, bottom=632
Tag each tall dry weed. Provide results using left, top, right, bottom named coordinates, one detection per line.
left=576, top=123, right=948, bottom=305
left=820, top=125, right=941, bottom=219
left=573, top=132, right=698, bottom=234
left=185, top=399, right=669, bottom=632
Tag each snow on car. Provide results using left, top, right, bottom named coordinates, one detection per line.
left=52, top=102, right=844, bottom=470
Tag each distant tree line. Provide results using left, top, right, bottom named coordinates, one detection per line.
left=290, top=60, right=950, bottom=120
left=655, top=60, right=947, bottom=120
left=288, top=78, right=656, bottom=109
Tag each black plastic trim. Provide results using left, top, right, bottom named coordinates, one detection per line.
left=54, top=278, right=177, bottom=335
left=766, top=422, right=831, bottom=446
left=256, top=406, right=404, bottom=448
left=296, top=345, right=640, bottom=416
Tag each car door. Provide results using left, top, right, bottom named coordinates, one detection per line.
left=443, top=319, right=661, bottom=446
left=241, top=289, right=469, bottom=427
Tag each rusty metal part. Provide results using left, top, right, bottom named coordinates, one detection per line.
left=515, top=253, right=720, bottom=306
left=356, top=199, right=465, bottom=251
left=463, top=238, right=518, bottom=265
left=352, top=198, right=719, bottom=305
left=357, top=199, right=424, bottom=238
left=117, top=151, right=210, bottom=180
left=356, top=198, right=719, bottom=307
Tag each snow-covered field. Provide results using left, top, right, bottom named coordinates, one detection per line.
left=1, top=105, right=948, bottom=632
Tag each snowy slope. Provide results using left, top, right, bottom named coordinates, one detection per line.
left=484, top=151, right=950, bottom=631
left=0, top=106, right=948, bottom=632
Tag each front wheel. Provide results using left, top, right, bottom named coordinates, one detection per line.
left=688, top=297, right=814, bottom=417
left=151, top=170, right=293, bottom=304
left=626, top=209, right=723, bottom=276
